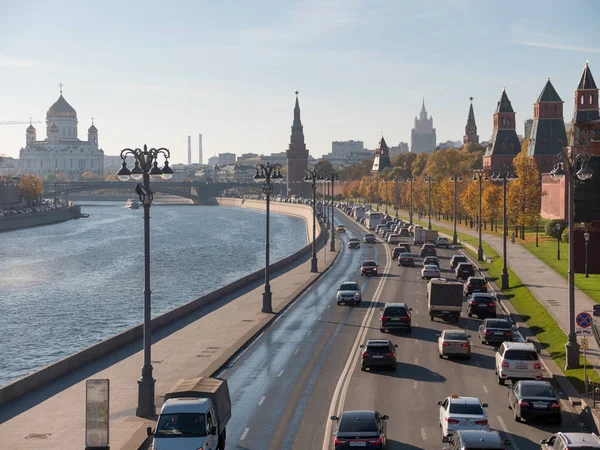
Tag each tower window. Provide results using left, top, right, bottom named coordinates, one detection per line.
left=591, top=94, right=594, bottom=105
left=581, top=95, right=584, bottom=105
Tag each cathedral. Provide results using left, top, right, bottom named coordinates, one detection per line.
left=19, top=87, right=104, bottom=180
left=410, top=99, right=436, bottom=153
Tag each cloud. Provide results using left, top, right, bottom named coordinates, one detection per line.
left=0, top=55, right=40, bottom=68
left=510, top=40, right=600, bottom=54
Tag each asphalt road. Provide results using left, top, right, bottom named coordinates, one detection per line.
left=221, top=210, right=585, bottom=450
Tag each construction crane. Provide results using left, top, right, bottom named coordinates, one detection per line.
left=0, top=120, right=42, bottom=126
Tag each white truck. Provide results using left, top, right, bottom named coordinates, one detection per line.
left=428, top=279, right=464, bottom=324
left=353, top=206, right=366, bottom=221
left=148, top=377, right=231, bottom=450
left=414, top=228, right=439, bottom=245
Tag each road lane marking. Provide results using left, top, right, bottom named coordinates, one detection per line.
left=415, top=309, right=419, bottom=314
left=321, top=235, right=392, bottom=450
left=327, top=304, right=331, bottom=309
left=258, top=396, right=266, bottom=406
left=307, top=330, right=312, bottom=335
left=483, top=385, right=489, bottom=394
left=294, top=348, right=299, bottom=355
left=414, top=358, right=419, bottom=365
left=318, top=316, right=322, bottom=320
left=277, top=370, right=284, bottom=377
left=421, top=427, right=427, bottom=440
left=413, top=380, right=418, bottom=389
left=497, top=415, right=508, bottom=432
left=240, top=428, right=249, bottom=440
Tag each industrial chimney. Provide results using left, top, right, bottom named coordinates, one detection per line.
left=187, top=135, right=191, bottom=165
left=199, top=134, right=203, bottom=165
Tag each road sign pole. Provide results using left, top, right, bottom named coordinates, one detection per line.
left=585, top=347, right=588, bottom=398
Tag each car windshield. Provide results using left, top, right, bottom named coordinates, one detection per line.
left=365, top=234, right=374, bottom=238
left=384, top=306, right=407, bottom=316
left=424, top=265, right=438, bottom=270
left=338, top=416, right=378, bottom=433
left=349, top=238, right=359, bottom=242
left=472, top=296, right=494, bottom=303
left=449, top=403, right=483, bottom=415
left=155, top=413, right=206, bottom=437
left=520, top=384, right=556, bottom=398
left=504, top=350, right=539, bottom=360
left=444, top=331, right=468, bottom=341
left=469, top=278, right=485, bottom=285
left=458, top=263, right=473, bottom=269
left=362, top=261, right=376, bottom=267
left=339, top=283, right=359, bottom=291
left=400, top=253, right=412, bottom=258
left=486, top=320, right=511, bottom=329
left=454, top=256, right=467, bottom=262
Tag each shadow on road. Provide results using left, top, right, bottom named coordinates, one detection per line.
left=378, top=362, right=446, bottom=382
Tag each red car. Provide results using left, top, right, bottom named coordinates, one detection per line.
left=361, top=260, right=378, bottom=276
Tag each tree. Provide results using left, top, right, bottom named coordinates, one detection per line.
left=460, top=180, right=479, bottom=222
left=56, top=173, right=70, bottom=182
left=81, top=172, right=102, bottom=182
left=19, top=174, right=44, bottom=206
left=482, top=184, right=502, bottom=231
left=314, top=160, right=334, bottom=175
left=507, top=148, right=542, bottom=234
left=411, top=153, right=429, bottom=177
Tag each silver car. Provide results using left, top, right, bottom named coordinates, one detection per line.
left=336, top=281, right=362, bottom=306
left=438, top=330, right=472, bottom=360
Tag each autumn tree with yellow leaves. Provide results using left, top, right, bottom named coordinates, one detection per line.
left=507, top=148, right=543, bottom=238
left=19, top=174, right=44, bottom=206
left=482, top=184, right=502, bottom=231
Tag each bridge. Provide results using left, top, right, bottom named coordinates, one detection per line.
left=43, top=181, right=270, bottom=204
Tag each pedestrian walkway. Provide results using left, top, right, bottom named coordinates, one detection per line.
left=415, top=214, right=600, bottom=372
left=0, top=241, right=338, bottom=450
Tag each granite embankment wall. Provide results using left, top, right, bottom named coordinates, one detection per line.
left=0, top=206, right=81, bottom=232
left=0, top=200, right=321, bottom=406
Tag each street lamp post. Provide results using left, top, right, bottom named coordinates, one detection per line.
left=491, top=165, right=517, bottom=290
left=384, top=178, right=389, bottom=215
left=323, top=171, right=339, bottom=251
left=449, top=175, right=462, bottom=245
left=405, top=178, right=415, bottom=225
left=585, top=231, right=590, bottom=278
left=117, top=144, right=174, bottom=418
left=424, top=175, right=435, bottom=230
left=394, top=178, right=400, bottom=218
left=550, top=150, right=594, bottom=370
left=472, top=170, right=489, bottom=261
left=304, top=169, right=322, bottom=273
left=536, top=216, right=539, bottom=247
left=253, top=162, right=284, bottom=314
left=375, top=178, right=380, bottom=212
left=556, top=222, right=561, bottom=261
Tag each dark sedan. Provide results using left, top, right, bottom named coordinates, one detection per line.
left=392, top=247, right=403, bottom=260
left=420, top=243, right=437, bottom=257
left=479, top=318, right=513, bottom=345
left=398, top=253, right=415, bottom=267
left=508, top=380, right=562, bottom=424
left=456, top=262, right=475, bottom=280
left=331, top=410, right=388, bottom=449
left=360, top=339, right=397, bottom=371
left=396, top=243, right=411, bottom=253
left=450, top=254, right=468, bottom=269
left=467, top=293, right=496, bottom=318
left=423, top=256, right=439, bottom=267
left=464, top=276, right=488, bottom=296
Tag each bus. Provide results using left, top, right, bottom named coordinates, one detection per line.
left=365, top=210, right=384, bottom=230
left=353, top=205, right=366, bottom=221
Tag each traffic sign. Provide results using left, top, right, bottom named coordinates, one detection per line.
left=581, top=337, right=589, bottom=349
left=576, top=328, right=593, bottom=336
left=577, top=312, right=593, bottom=328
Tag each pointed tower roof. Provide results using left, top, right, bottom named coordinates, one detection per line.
left=26, top=124, right=36, bottom=133
left=496, top=88, right=514, bottom=113
left=378, top=136, right=389, bottom=150
left=578, top=61, right=597, bottom=90
left=88, top=124, right=98, bottom=133
left=467, top=98, right=476, bottom=127
left=421, top=98, right=426, bottom=112
left=372, top=136, right=392, bottom=174
left=537, top=78, right=563, bottom=103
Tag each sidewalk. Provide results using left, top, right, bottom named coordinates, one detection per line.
left=0, top=240, right=339, bottom=450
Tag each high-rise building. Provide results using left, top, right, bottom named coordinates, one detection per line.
left=371, top=136, right=392, bottom=174
left=482, top=88, right=521, bottom=172
left=526, top=78, right=568, bottom=174
left=218, top=153, right=236, bottom=165
left=199, top=134, right=203, bottom=165
left=332, top=140, right=364, bottom=157
left=286, top=92, right=309, bottom=197
left=187, top=135, right=192, bottom=165
left=463, top=97, right=479, bottom=145
left=208, top=156, right=219, bottom=166
left=524, top=119, right=534, bottom=139
left=411, top=99, right=436, bottom=153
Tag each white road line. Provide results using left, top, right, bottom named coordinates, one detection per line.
left=413, top=380, right=418, bottom=389
left=318, top=316, right=322, bottom=320
left=497, top=415, right=508, bottom=432
left=294, top=348, right=299, bottom=355
left=307, top=330, right=312, bottom=335
left=414, top=358, right=419, bottom=365
left=240, top=428, right=249, bottom=441
left=258, top=396, right=266, bottom=406
left=483, top=385, right=489, bottom=394
left=415, top=310, right=419, bottom=314
left=327, top=304, right=331, bottom=309
left=421, top=427, right=427, bottom=440
left=277, top=370, right=284, bottom=377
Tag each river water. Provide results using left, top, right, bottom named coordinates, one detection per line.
left=0, top=203, right=307, bottom=387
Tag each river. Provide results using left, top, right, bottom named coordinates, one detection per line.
left=0, top=203, right=307, bottom=387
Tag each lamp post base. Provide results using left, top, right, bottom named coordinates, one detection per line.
left=565, top=340, right=581, bottom=370
left=311, top=256, right=318, bottom=273
left=477, top=247, right=484, bottom=262
left=136, top=375, right=156, bottom=418
left=262, top=290, right=273, bottom=313
left=330, top=238, right=336, bottom=252
left=501, top=271, right=509, bottom=290
left=452, top=233, right=458, bottom=245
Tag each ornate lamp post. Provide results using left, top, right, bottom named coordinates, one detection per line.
left=556, top=222, right=561, bottom=261
left=491, top=165, right=517, bottom=290
left=253, top=162, right=284, bottom=313
left=383, top=177, right=389, bottom=215
left=304, top=169, right=322, bottom=273
left=394, top=177, right=401, bottom=218
left=449, top=175, right=462, bottom=245
left=550, top=150, right=594, bottom=369
left=585, top=231, right=590, bottom=278
left=424, top=175, right=435, bottom=230
left=323, top=171, right=339, bottom=251
left=117, top=144, right=174, bottom=418
left=405, top=178, right=415, bottom=225
left=472, top=169, right=489, bottom=261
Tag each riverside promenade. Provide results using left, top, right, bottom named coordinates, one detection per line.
left=0, top=200, right=338, bottom=450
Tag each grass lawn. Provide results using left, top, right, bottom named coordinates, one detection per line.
left=395, top=210, right=600, bottom=393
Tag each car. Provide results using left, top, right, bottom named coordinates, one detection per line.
left=336, top=224, right=346, bottom=233
left=387, top=234, right=401, bottom=244
left=423, top=256, right=439, bottom=267
left=464, top=277, right=487, bottom=296
left=361, top=260, right=379, bottom=276
left=420, top=243, right=437, bottom=257
left=348, top=238, right=361, bottom=249
left=436, top=237, right=451, bottom=248
left=540, top=433, right=600, bottom=449
left=398, top=253, right=415, bottom=267
left=336, top=281, right=362, bottom=305
left=438, top=329, right=471, bottom=359
left=495, top=341, right=543, bottom=385
left=331, top=410, right=388, bottom=449
left=360, top=339, right=397, bottom=371
left=479, top=318, right=513, bottom=345
left=467, top=293, right=496, bottom=318
left=456, top=262, right=475, bottom=280
left=438, top=395, right=489, bottom=439
left=375, top=224, right=386, bottom=235
left=450, top=254, right=468, bottom=269
left=508, top=380, right=561, bottom=424
left=364, top=233, right=376, bottom=243
left=443, top=430, right=511, bottom=449
left=398, top=227, right=410, bottom=237
left=422, top=264, right=441, bottom=280
left=396, top=243, right=411, bottom=254
left=378, top=227, right=391, bottom=237
left=392, top=247, right=404, bottom=260
left=380, top=303, right=412, bottom=333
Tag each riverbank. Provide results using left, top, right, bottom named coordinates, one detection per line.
left=0, top=206, right=81, bottom=232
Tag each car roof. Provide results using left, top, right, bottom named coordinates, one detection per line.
left=448, top=396, right=482, bottom=405
left=400, top=253, right=413, bottom=257
left=349, top=237, right=359, bottom=241
left=340, top=410, right=377, bottom=420
left=471, top=292, right=494, bottom=298
left=468, top=276, right=484, bottom=280
left=501, top=342, right=537, bottom=351
left=457, top=261, right=473, bottom=266
left=162, top=397, right=210, bottom=413
left=516, top=380, right=551, bottom=387
left=452, top=254, right=467, bottom=259
left=559, top=433, right=600, bottom=445
left=456, top=430, right=503, bottom=446
left=424, top=256, right=438, bottom=259
left=340, top=281, right=359, bottom=285
left=484, top=318, right=510, bottom=325
left=424, top=264, right=439, bottom=269
left=366, top=339, right=392, bottom=346
left=384, top=302, right=408, bottom=308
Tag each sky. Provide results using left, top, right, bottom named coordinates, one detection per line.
left=1, top=0, right=599, bottom=164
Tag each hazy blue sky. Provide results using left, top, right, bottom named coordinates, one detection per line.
left=1, top=0, right=599, bottom=163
